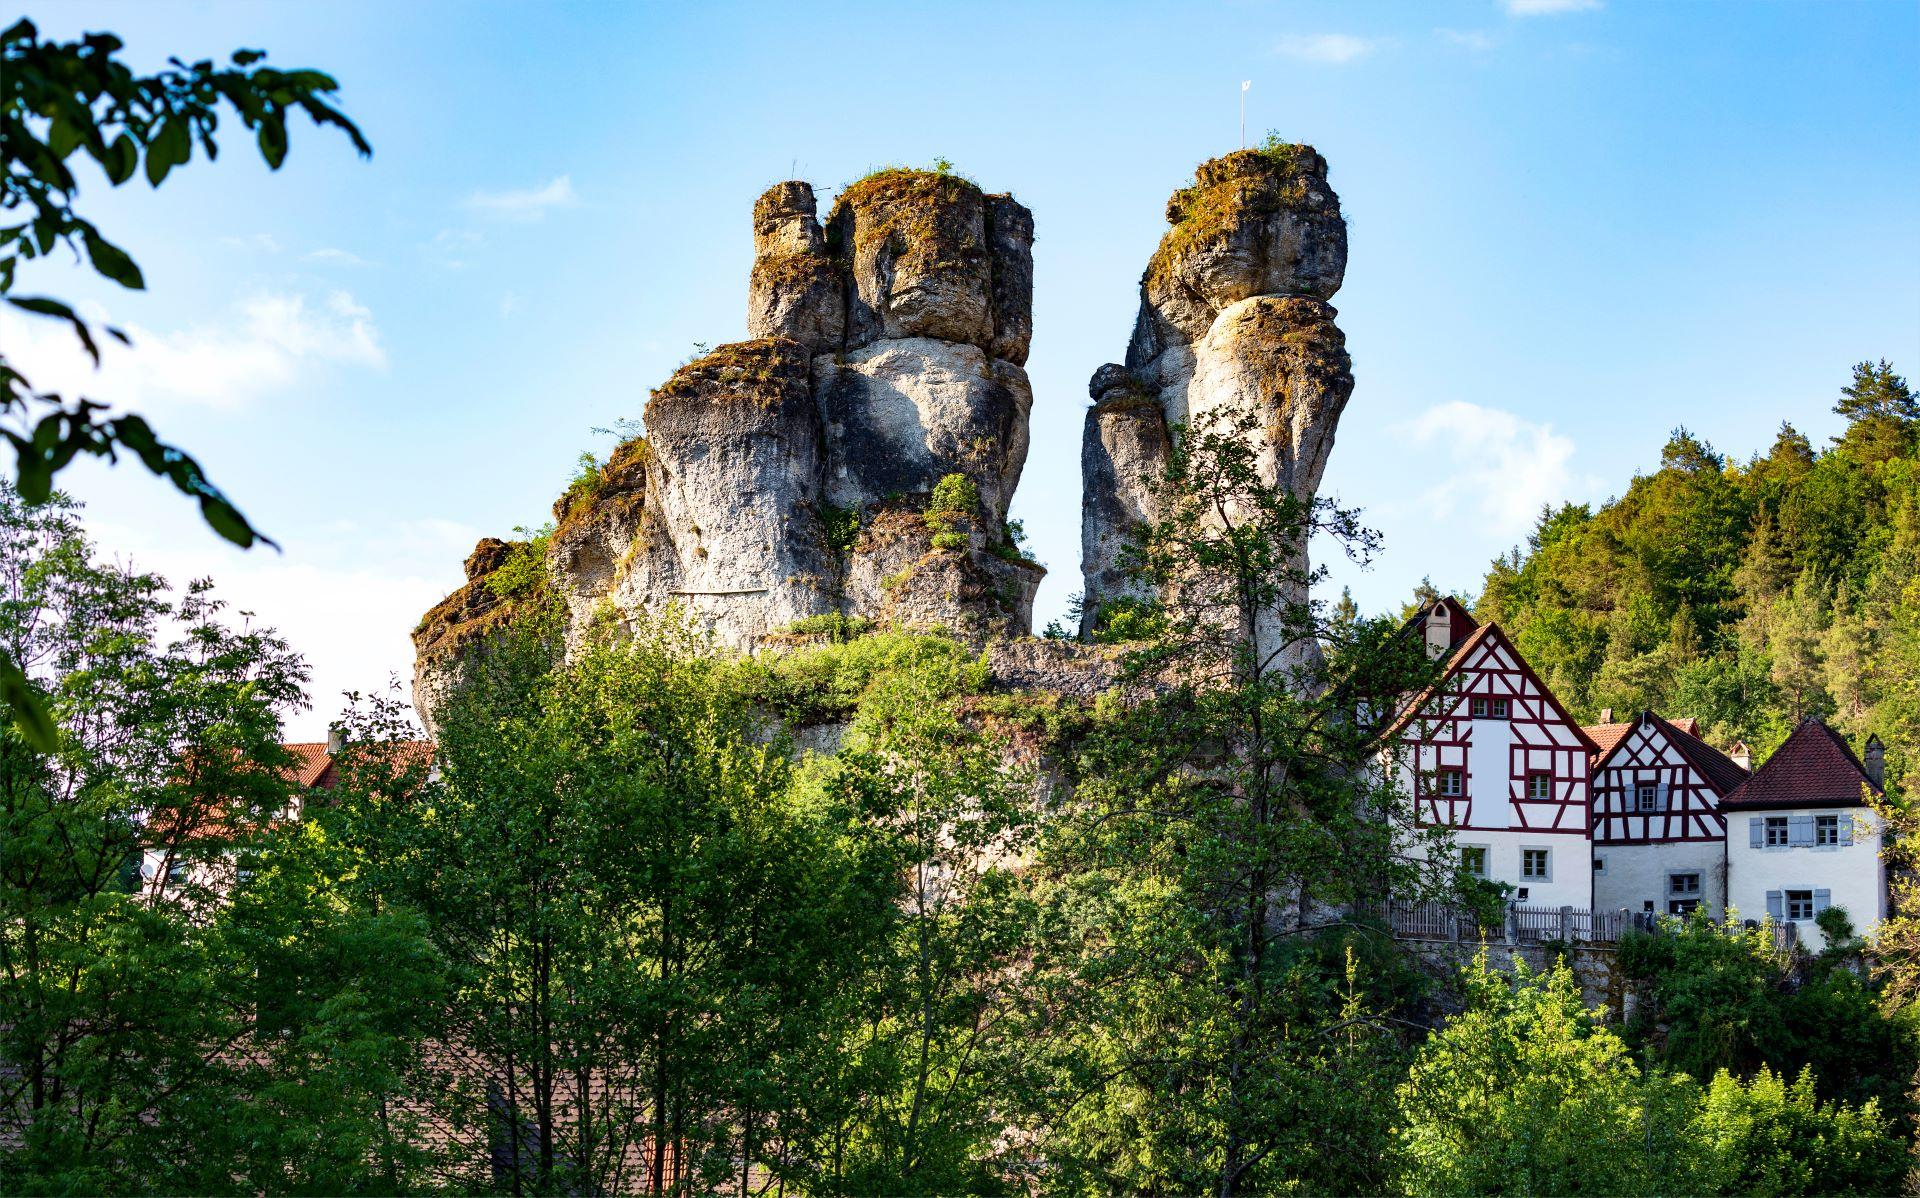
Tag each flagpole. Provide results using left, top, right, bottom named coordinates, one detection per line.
left=1240, top=80, right=1251, bottom=148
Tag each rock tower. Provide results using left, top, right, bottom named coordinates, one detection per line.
left=413, top=169, right=1044, bottom=721
left=414, top=146, right=1355, bottom=725
left=1079, top=145, right=1354, bottom=670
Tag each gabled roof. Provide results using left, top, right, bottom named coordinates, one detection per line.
left=1384, top=600, right=1598, bottom=753
left=282, top=742, right=336, bottom=788
left=1719, top=717, right=1881, bottom=811
left=1585, top=722, right=1634, bottom=759
left=1587, top=710, right=1749, bottom=796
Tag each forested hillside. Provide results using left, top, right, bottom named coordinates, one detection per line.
left=1475, top=360, right=1919, bottom=780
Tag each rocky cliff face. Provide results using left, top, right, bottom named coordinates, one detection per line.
left=414, top=170, right=1046, bottom=725
left=1079, top=145, right=1354, bottom=671
left=415, top=147, right=1355, bottom=728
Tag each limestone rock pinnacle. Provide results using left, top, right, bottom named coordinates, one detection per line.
left=414, top=168, right=1043, bottom=728
left=1079, top=145, right=1354, bottom=671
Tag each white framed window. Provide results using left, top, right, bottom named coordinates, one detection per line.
left=1435, top=769, right=1464, bottom=797
left=1521, top=848, right=1551, bottom=881
left=1785, top=890, right=1815, bottom=921
left=1816, top=814, right=1839, bottom=846
left=1491, top=698, right=1510, bottom=717
left=1460, top=845, right=1488, bottom=878
left=1669, top=872, right=1700, bottom=895
left=1668, top=898, right=1700, bottom=916
left=1765, top=816, right=1789, bottom=847
left=1635, top=783, right=1658, bottom=813
left=1470, top=697, right=1488, bottom=717
left=1527, top=772, right=1552, bottom=800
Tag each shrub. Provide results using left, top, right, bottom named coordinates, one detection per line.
left=927, top=473, right=979, bottom=517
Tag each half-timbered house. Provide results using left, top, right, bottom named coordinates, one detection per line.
left=1388, top=598, right=1596, bottom=909
left=1723, top=717, right=1887, bottom=947
left=1585, top=709, right=1750, bottom=919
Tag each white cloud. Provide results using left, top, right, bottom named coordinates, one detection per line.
left=463, top=174, right=579, bottom=221
left=1393, top=401, right=1582, bottom=536
left=89, top=516, right=480, bottom=739
left=1275, top=33, right=1381, bottom=64
left=1504, top=0, right=1601, bottom=15
left=219, top=232, right=282, bottom=253
left=305, top=247, right=373, bottom=267
left=2, top=289, right=386, bottom=413
left=425, top=228, right=482, bottom=270
left=1436, top=28, right=1497, bottom=50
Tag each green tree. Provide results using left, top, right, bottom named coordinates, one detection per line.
left=340, top=608, right=900, bottom=1195
left=1834, top=360, right=1917, bottom=463
left=0, top=487, right=439, bottom=1193
left=0, top=18, right=369, bottom=745
left=1020, top=405, right=1446, bottom=1195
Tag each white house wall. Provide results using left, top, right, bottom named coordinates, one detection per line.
left=1726, top=807, right=1886, bottom=947
left=1593, top=839, right=1723, bottom=918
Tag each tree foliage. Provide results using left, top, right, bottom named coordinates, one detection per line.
left=1477, top=361, right=1920, bottom=780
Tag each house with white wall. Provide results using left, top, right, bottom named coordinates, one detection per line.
left=1587, top=710, right=1750, bottom=919
left=1722, top=718, right=1887, bottom=948
left=1388, top=598, right=1596, bottom=909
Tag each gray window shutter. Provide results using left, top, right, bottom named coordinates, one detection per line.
left=1839, top=815, right=1854, bottom=846
left=1789, top=815, right=1815, bottom=846
left=1656, top=781, right=1670, bottom=811
left=1814, top=889, right=1832, bottom=912
left=1766, top=890, right=1784, bottom=920
left=1750, top=817, right=1764, bottom=848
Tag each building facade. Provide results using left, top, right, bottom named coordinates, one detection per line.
left=1392, top=599, right=1595, bottom=909
left=1587, top=711, right=1749, bottom=919
left=1722, top=720, right=1887, bottom=948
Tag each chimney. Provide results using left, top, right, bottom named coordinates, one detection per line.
left=1599, top=708, right=1614, bottom=724
left=326, top=724, right=347, bottom=756
left=1423, top=603, right=1451, bottom=660
left=1864, top=736, right=1885, bottom=788
left=1730, top=740, right=1752, bottom=772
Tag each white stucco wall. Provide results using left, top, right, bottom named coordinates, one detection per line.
left=1593, top=840, right=1724, bottom=918
left=1453, top=830, right=1592, bottom=909
left=1725, top=807, right=1885, bottom=947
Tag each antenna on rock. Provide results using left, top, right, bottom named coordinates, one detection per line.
left=1240, top=80, right=1251, bottom=148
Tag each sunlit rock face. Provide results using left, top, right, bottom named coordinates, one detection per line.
left=414, top=169, right=1043, bottom=728
left=1079, top=145, right=1354, bottom=676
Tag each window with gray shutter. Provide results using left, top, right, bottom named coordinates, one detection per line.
left=1655, top=781, right=1670, bottom=811
left=1766, top=890, right=1784, bottom=920
left=1750, top=817, right=1763, bottom=848
left=1789, top=815, right=1815, bottom=846
left=1839, top=815, right=1854, bottom=846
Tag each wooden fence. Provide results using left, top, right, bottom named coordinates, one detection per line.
left=1389, top=900, right=1629, bottom=946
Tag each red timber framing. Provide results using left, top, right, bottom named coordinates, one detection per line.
left=1392, top=599, right=1597, bottom=837
left=1587, top=712, right=1745, bottom=845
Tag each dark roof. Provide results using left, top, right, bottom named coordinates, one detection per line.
left=1719, top=718, right=1881, bottom=810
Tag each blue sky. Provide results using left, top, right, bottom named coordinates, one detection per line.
left=11, top=0, right=1918, bottom=735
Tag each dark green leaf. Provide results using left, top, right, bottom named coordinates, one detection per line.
left=82, top=230, right=145, bottom=290
left=106, top=133, right=138, bottom=184
left=256, top=118, right=288, bottom=170
left=0, top=650, right=57, bottom=752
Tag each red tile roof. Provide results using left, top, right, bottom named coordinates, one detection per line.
left=1585, top=722, right=1634, bottom=759
left=281, top=742, right=335, bottom=787
left=1719, top=718, right=1881, bottom=810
